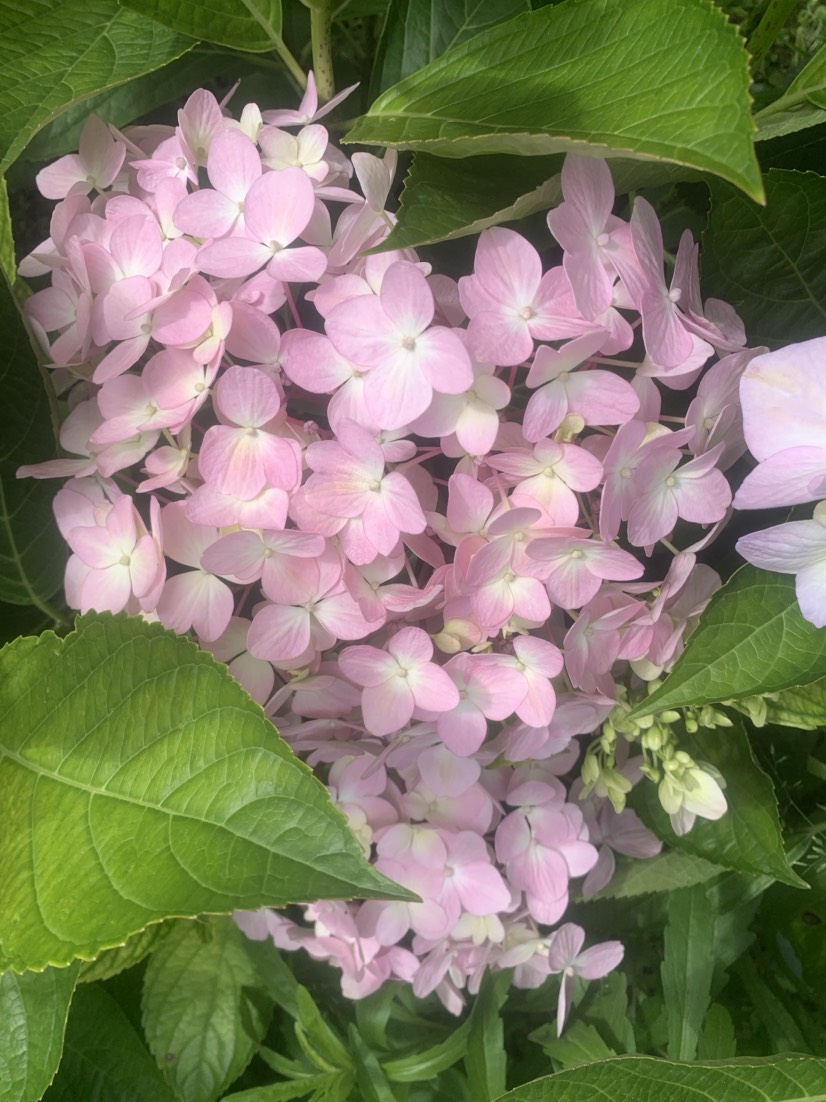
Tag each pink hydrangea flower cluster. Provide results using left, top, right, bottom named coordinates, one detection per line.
left=733, top=337, right=826, bottom=627
left=19, top=86, right=753, bottom=1023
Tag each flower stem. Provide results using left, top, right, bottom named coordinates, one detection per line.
left=307, top=0, right=335, bottom=102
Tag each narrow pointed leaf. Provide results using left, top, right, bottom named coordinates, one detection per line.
left=631, top=718, right=806, bottom=888
left=371, top=0, right=529, bottom=95
left=0, top=613, right=412, bottom=973
left=661, top=885, right=715, bottom=1061
left=703, top=169, right=826, bottom=348
left=0, top=273, right=63, bottom=607
left=587, top=850, right=725, bottom=901
left=43, top=983, right=178, bottom=1102
left=0, top=0, right=192, bottom=174
left=0, top=963, right=79, bottom=1102
left=78, top=922, right=176, bottom=985
left=465, top=972, right=508, bottom=1101
left=631, top=567, right=826, bottom=718
left=494, top=1054, right=826, bottom=1101
left=142, top=917, right=272, bottom=1102
left=346, top=0, right=762, bottom=202
left=120, top=0, right=283, bottom=52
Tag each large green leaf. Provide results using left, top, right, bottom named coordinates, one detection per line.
left=661, top=886, right=714, bottom=1061
left=0, top=0, right=193, bottom=175
left=631, top=567, right=826, bottom=718
left=42, top=983, right=178, bottom=1102
left=703, top=169, right=826, bottom=348
left=371, top=0, right=529, bottom=95
left=120, top=0, right=282, bottom=52
left=0, top=963, right=79, bottom=1102
left=141, top=917, right=271, bottom=1102
left=494, top=1054, right=826, bottom=1101
left=631, top=718, right=806, bottom=888
left=346, top=0, right=762, bottom=202
left=0, top=273, right=63, bottom=608
left=0, top=613, right=410, bottom=973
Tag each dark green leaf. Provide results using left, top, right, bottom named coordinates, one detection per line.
left=631, top=717, right=807, bottom=888
left=78, top=923, right=176, bottom=985
left=587, top=850, right=725, bottom=901
left=696, top=1003, right=736, bottom=1060
left=0, top=0, right=192, bottom=174
left=755, top=42, right=826, bottom=142
left=465, top=972, right=508, bottom=1100
left=0, top=963, right=79, bottom=1102
left=120, top=0, right=282, bottom=52
left=380, top=151, right=704, bottom=250
left=142, top=917, right=272, bottom=1102
left=703, top=169, right=826, bottom=348
left=371, top=0, right=529, bottom=95
left=0, top=613, right=412, bottom=973
left=529, top=1021, right=616, bottom=1068
left=631, top=568, right=826, bottom=717
left=0, top=273, right=63, bottom=608
left=348, top=1026, right=396, bottom=1102
left=43, top=983, right=177, bottom=1102
left=661, top=885, right=715, bottom=1061
left=346, top=0, right=762, bottom=202
left=494, top=1054, right=826, bottom=1101
left=20, top=49, right=232, bottom=164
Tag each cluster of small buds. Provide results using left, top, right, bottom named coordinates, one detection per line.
left=18, top=80, right=755, bottom=1023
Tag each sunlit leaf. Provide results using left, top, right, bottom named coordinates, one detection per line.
left=0, top=0, right=192, bottom=174
left=347, top=0, right=762, bottom=202
left=0, top=613, right=411, bottom=973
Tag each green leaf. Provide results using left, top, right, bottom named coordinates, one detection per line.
left=20, top=49, right=232, bottom=164
left=0, top=963, right=79, bottom=1102
left=730, top=678, right=826, bottom=731
left=222, top=1077, right=353, bottom=1102
left=78, top=922, right=176, bottom=985
left=141, top=917, right=272, bottom=1102
left=296, top=987, right=352, bottom=1071
left=0, top=177, right=16, bottom=282
left=383, top=1020, right=471, bottom=1083
left=465, top=972, right=508, bottom=1101
left=346, top=0, right=762, bottom=202
left=631, top=717, right=807, bottom=888
left=696, top=1003, right=736, bottom=1060
left=371, top=0, right=529, bottom=95
left=703, top=169, right=826, bottom=348
left=631, top=567, right=826, bottom=718
left=42, top=982, right=177, bottom=1102
left=0, top=613, right=412, bottom=973
left=529, top=1021, right=616, bottom=1069
left=0, top=0, right=193, bottom=174
left=0, top=273, right=64, bottom=609
left=379, top=151, right=704, bottom=251
left=120, top=0, right=282, bottom=52
left=755, top=42, right=826, bottom=142
left=347, top=1026, right=396, bottom=1102
left=587, top=850, right=725, bottom=901
left=661, top=885, right=715, bottom=1061
left=494, top=1054, right=826, bottom=1101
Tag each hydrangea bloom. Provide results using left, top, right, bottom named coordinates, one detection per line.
left=19, top=84, right=755, bottom=1029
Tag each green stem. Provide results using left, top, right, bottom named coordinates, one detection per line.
left=755, top=83, right=814, bottom=118
left=238, top=0, right=307, bottom=90
left=748, top=0, right=801, bottom=72
left=308, top=0, right=335, bottom=102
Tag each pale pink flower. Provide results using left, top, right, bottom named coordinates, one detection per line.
left=339, top=627, right=459, bottom=737
left=36, top=115, right=126, bottom=200
left=547, top=923, right=624, bottom=1034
